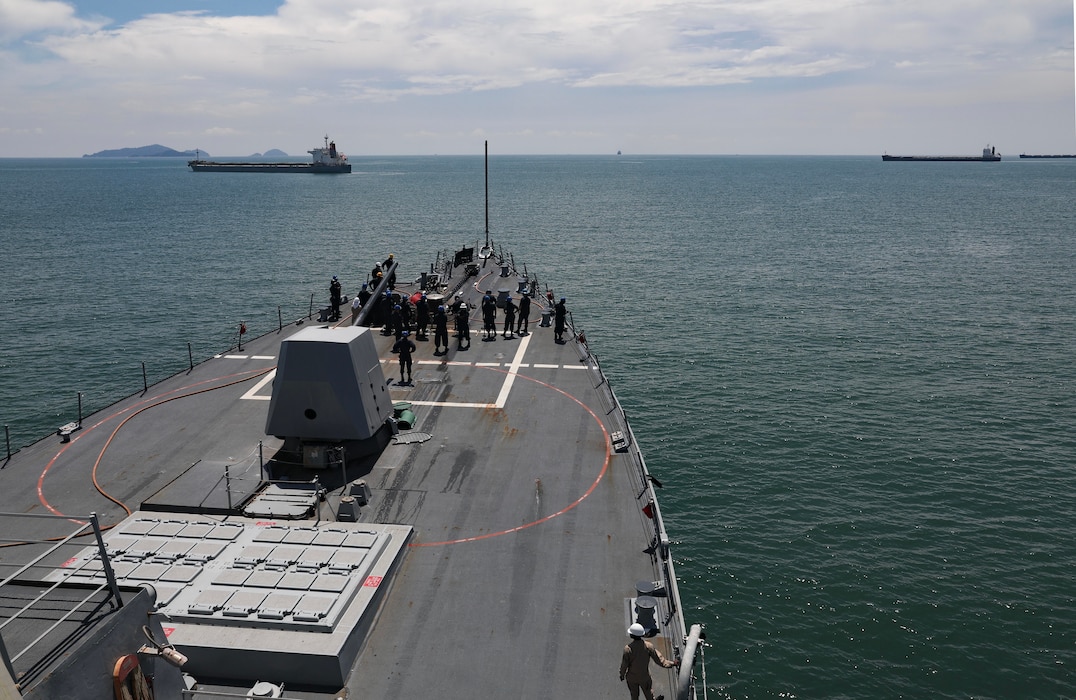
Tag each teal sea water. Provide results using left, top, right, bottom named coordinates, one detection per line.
left=1, top=155, right=1074, bottom=698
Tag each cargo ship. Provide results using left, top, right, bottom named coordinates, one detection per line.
left=188, top=136, right=351, bottom=173
left=882, top=145, right=1001, bottom=162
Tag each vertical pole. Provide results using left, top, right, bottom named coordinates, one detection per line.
left=90, top=512, right=124, bottom=607
left=225, top=464, right=233, bottom=511
left=77, top=391, right=83, bottom=427
left=278, top=306, right=283, bottom=331
left=485, top=140, right=489, bottom=247
left=238, top=324, right=243, bottom=352
left=339, top=446, right=347, bottom=496
left=142, top=362, right=148, bottom=393
left=188, top=342, right=194, bottom=371
left=259, top=441, right=264, bottom=481
left=4, top=425, right=9, bottom=462
left=309, top=293, right=314, bottom=319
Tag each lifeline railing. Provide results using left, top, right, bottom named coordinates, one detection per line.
left=0, top=512, right=124, bottom=680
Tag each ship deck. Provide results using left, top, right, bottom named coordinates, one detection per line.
left=0, top=254, right=690, bottom=699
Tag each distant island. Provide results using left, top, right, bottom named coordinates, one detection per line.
left=83, top=144, right=203, bottom=158
left=83, top=145, right=291, bottom=158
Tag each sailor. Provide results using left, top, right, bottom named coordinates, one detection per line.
left=399, top=296, right=414, bottom=335
left=619, top=623, right=676, bottom=700
left=383, top=253, right=397, bottom=288
left=415, top=294, right=429, bottom=340
left=502, top=295, right=516, bottom=339
left=390, top=304, right=405, bottom=340
left=357, top=282, right=372, bottom=308
left=481, top=291, right=497, bottom=340
left=377, top=292, right=394, bottom=333
left=450, top=293, right=465, bottom=315
left=329, top=276, right=343, bottom=321
left=516, top=293, right=531, bottom=336
left=392, top=330, right=416, bottom=385
left=456, top=304, right=471, bottom=350
left=351, top=294, right=362, bottom=324
left=433, top=304, right=449, bottom=355
left=554, top=297, right=568, bottom=343
left=370, top=261, right=383, bottom=287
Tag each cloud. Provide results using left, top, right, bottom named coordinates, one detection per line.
left=0, top=0, right=100, bottom=41
left=0, top=0, right=1071, bottom=155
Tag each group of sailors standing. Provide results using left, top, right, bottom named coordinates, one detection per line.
left=327, top=254, right=569, bottom=383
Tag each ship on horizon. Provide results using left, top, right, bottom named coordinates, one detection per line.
left=188, top=135, right=351, bottom=173
left=882, top=145, right=1001, bottom=162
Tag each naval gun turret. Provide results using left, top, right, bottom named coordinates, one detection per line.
left=265, top=325, right=394, bottom=467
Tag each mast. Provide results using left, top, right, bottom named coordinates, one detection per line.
left=479, top=140, right=492, bottom=260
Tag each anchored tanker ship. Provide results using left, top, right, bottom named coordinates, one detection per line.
left=1, top=143, right=704, bottom=700
left=882, top=145, right=1001, bottom=162
left=188, top=136, right=352, bottom=173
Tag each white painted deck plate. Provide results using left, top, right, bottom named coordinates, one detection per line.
left=54, top=511, right=412, bottom=687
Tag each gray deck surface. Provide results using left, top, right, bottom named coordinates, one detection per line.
left=1, top=257, right=687, bottom=699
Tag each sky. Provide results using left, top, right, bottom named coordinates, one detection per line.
left=0, top=0, right=1073, bottom=156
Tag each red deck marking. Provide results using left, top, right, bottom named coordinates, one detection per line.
left=36, top=367, right=274, bottom=522
left=409, top=366, right=611, bottom=548
left=363, top=576, right=383, bottom=587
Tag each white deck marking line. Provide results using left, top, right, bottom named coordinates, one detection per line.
left=563, top=365, right=586, bottom=370
left=407, top=400, right=494, bottom=408
left=475, top=362, right=501, bottom=367
left=250, top=355, right=276, bottom=360
left=223, top=355, right=248, bottom=360
left=494, top=331, right=532, bottom=408
left=532, top=363, right=560, bottom=369
left=241, top=369, right=276, bottom=400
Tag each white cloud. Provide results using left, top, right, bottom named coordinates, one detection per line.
left=0, top=0, right=1071, bottom=155
left=0, top=0, right=96, bottom=40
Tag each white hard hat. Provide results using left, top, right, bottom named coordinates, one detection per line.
left=628, top=623, right=646, bottom=637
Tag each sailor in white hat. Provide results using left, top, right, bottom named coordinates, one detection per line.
left=619, top=623, right=677, bottom=700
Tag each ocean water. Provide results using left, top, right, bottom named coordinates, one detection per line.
left=1, top=155, right=1074, bottom=698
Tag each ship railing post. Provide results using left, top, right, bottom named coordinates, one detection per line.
left=77, top=391, right=83, bottom=428
left=278, top=305, right=283, bottom=331
left=90, top=512, right=124, bottom=608
left=188, top=342, right=194, bottom=371
left=225, top=464, right=232, bottom=511
left=4, top=424, right=10, bottom=463
left=141, top=362, right=148, bottom=394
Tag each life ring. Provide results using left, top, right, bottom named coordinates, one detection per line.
left=113, top=654, right=153, bottom=700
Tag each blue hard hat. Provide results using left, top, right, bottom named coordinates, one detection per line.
left=402, top=330, right=410, bottom=336
left=394, top=304, right=401, bottom=309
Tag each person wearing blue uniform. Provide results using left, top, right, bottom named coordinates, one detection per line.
left=392, top=330, right=416, bottom=384
left=456, top=304, right=471, bottom=350
left=516, top=294, right=531, bottom=336
left=433, top=305, right=449, bottom=355
left=329, top=276, right=343, bottom=321
left=415, top=294, right=429, bottom=340
left=481, top=292, right=497, bottom=341
left=502, top=295, right=516, bottom=339
left=554, top=297, right=568, bottom=343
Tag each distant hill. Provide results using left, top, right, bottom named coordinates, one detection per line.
left=263, top=149, right=288, bottom=157
left=83, top=144, right=203, bottom=158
